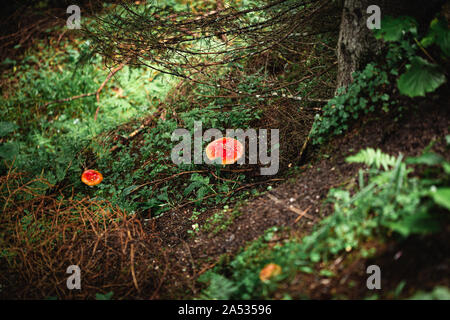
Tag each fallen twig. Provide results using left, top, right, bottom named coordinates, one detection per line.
left=266, top=193, right=316, bottom=222
left=178, top=178, right=284, bottom=209
left=130, top=170, right=209, bottom=194
left=108, top=107, right=165, bottom=153
left=94, top=57, right=131, bottom=120
left=130, top=244, right=140, bottom=292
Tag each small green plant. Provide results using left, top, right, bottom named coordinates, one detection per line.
left=0, top=33, right=174, bottom=183
left=95, top=291, right=114, bottom=300
left=375, top=16, right=448, bottom=98
left=189, top=209, right=203, bottom=222
left=198, top=226, right=294, bottom=299
left=0, top=122, right=19, bottom=161
left=0, top=25, right=264, bottom=215
left=408, top=286, right=450, bottom=300
left=201, top=205, right=239, bottom=235
left=346, top=147, right=397, bottom=170
left=185, top=173, right=215, bottom=205
left=92, top=83, right=261, bottom=215
left=310, top=62, right=392, bottom=145
left=303, top=147, right=447, bottom=259
left=199, top=147, right=449, bottom=299
left=311, top=14, right=449, bottom=145
left=197, top=273, right=238, bottom=300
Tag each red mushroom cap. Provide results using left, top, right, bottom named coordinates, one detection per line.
left=81, top=169, right=103, bottom=186
left=205, top=137, right=243, bottom=165
left=259, top=263, right=282, bottom=282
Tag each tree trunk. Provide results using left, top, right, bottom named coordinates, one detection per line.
left=336, top=0, right=445, bottom=92
left=336, top=0, right=381, bottom=92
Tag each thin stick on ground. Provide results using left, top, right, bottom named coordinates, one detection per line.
left=94, top=57, right=132, bottom=120
left=266, top=193, right=316, bottom=222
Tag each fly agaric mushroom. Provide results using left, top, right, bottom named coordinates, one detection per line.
left=259, top=263, right=282, bottom=282
left=81, top=169, right=103, bottom=186
left=205, top=137, right=243, bottom=165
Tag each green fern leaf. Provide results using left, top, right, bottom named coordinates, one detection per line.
left=346, top=148, right=397, bottom=170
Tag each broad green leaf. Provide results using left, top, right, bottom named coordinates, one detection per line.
left=184, top=181, right=200, bottom=196
left=299, top=266, right=314, bottom=274
left=374, top=16, right=418, bottom=42
left=397, top=57, right=446, bottom=97
left=421, top=18, right=450, bottom=56
left=431, top=188, right=450, bottom=210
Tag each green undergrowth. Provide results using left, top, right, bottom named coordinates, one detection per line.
left=0, top=8, right=273, bottom=217
left=1, top=0, right=337, bottom=218
left=91, top=86, right=263, bottom=215
left=1, top=2, right=448, bottom=300
left=198, top=145, right=450, bottom=299
left=409, top=286, right=450, bottom=300
left=310, top=15, right=449, bottom=145
left=0, top=29, right=271, bottom=217
left=0, top=32, right=176, bottom=185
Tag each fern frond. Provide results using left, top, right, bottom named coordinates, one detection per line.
left=346, top=148, right=397, bottom=170
left=197, top=273, right=237, bottom=300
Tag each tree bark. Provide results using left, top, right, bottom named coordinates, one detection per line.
left=336, top=0, right=445, bottom=92
left=336, top=0, right=381, bottom=92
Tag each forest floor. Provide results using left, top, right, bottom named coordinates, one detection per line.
left=1, top=1, right=449, bottom=300
left=146, top=89, right=450, bottom=299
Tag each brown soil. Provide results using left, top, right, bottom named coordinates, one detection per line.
left=148, top=89, right=450, bottom=299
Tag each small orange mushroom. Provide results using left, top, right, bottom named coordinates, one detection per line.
left=81, top=169, right=103, bottom=186
left=205, top=137, right=243, bottom=165
left=259, top=263, right=282, bottom=282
